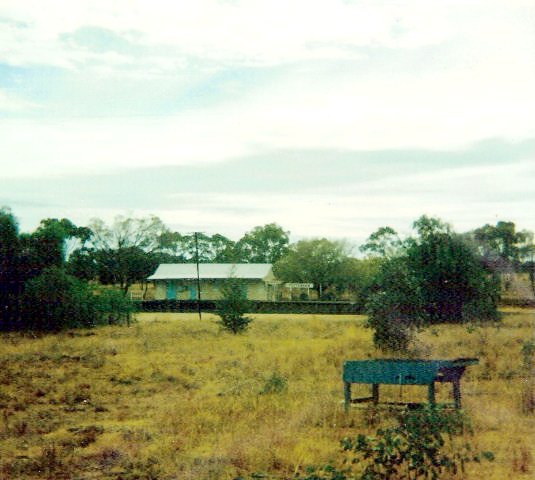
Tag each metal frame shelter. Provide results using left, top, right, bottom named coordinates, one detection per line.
left=343, top=358, right=478, bottom=411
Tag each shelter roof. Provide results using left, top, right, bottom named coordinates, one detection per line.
left=148, top=263, right=273, bottom=280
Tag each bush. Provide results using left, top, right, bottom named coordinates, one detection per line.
left=260, top=371, right=288, bottom=395
left=20, top=267, right=99, bottom=330
left=95, top=287, right=136, bottom=326
left=215, top=277, right=252, bottom=334
left=20, top=267, right=135, bottom=331
left=365, top=258, right=425, bottom=352
left=342, top=407, right=493, bottom=480
left=366, top=219, right=501, bottom=352
left=301, top=407, right=493, bottom=480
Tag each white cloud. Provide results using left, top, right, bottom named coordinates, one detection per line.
left=151, top=159, right=535, bottom=242
left=2, top=49, right=534, bottom=179
left=0, top=89, right=40, bottom=112
left=3, top=0, right=532, bottom=70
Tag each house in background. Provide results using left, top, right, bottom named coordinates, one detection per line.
left=148, top=263, right=280, bottom=301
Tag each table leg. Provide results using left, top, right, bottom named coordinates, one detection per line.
left=453, top=379, right=461, bottom=409
left=428, top=382, right=436, bottom=406
left=372, top=383, right=379, bottom=404
left=344, top=382, right=351, bottom=412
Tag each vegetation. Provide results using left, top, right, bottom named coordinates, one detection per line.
left=274, top=238, right=351, bottom=299
left=236, top=223, right=290, bottom=264
left=365, top=216, right=501, bottom=351
left=0, top=311, right=533, bottom=479
left=0, top=208, right=133, bottom=332
left=20, top=267, right=100, bottom=331
left=304, top=407, right=494, bottom=479
left=216, top=277, right=253, bottom=334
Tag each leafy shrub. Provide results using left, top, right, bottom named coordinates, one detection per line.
left=260, top=371, right=288, bottom=395
left=215, top=277, right=252, bottom=334
left=365, top=258, right=425, bottom=352
left=20, top=267, right=135, bottom=331
left=365, top=220, right=501, bottom=351
left=95, top=287, right=135, bottom=326
left=300, top=407, right=493, bottom=480
left=20, top=267, right=99, bottom=330
left=521, top=340, right=535, bottom=370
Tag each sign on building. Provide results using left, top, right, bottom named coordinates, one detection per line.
left=284, top=283, right=314, bottom=288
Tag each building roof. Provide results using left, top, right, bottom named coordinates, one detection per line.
left=148, top=263, right=273, bottom=281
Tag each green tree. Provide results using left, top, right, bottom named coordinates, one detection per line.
left=20, top=267, right=134, bottom=331
left=0, top=208, right=22, bottom=328
left=331, top=257, right=380, bottom=305
left=408, top=223, right=499, bottom=323
left=274, top=238, right=349, bottom=299
left=16, top=217, right=91, bottom=284
left=366, top=216, right=500, bottom=351
left=20, top=267, right=99, bottom=331
left=95, top=287, right=136, bottom=327
left=66, top=247, right=99, bottom=281
left=237, top=223, right=290, bottom=263
left=158, top=231, right=238, bottom=262
left=518, top=230, right=535, bottom=294
left=36, top=218, right=92, bottom=258
left=360, top=226, right=402, bottom=258
left=215, top=277, right=252, bottom=334
left=366, top=256, right=426, bottom=351
left=473, top=220, right=530, bottom=269
left=95, top=246, right=159, bottom=294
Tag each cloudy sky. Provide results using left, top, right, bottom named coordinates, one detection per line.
left=1, top=0, right=534, bottom=244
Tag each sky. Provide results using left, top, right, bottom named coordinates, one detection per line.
left=1, top=0, right=534, bottom=245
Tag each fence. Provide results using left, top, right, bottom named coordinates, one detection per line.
left=136, top=300, right=364, bottom=314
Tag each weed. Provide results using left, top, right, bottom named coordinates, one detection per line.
left=521, top=340, right=535, bottom=370
left=13, top=420, right=29, bottom=436
left=68, top=424, right=104, bottom=447
left=34, top=443, right=64, bottom=477
left=260, top=372, right=288, bottom=395
left=521, top=379, right=535, bottom=414
left=512, top=444, right=533, bottom=474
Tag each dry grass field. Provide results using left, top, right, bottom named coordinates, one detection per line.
left=0, top=310, right=534, bottom=479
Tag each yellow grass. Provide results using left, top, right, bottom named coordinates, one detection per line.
left=0, top=311, right=534, bottom=479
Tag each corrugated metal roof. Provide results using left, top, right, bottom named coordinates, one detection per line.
left=148, top=263, right=273, bottom=280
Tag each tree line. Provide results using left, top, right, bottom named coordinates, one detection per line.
left=1, top=205, right=534, bottom=333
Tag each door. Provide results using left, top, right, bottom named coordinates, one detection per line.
left=166, top=282, right=176, bottom=300
left=189, top=285, right=197, bottom=300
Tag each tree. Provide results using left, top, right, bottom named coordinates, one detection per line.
left=1, top=207, right=137, bottom=331
left=89, top=215, right=169, bottom=252
left=331, top=257, right=380, bottom=305
left=215, top=277, right=252, bottom=334
left=95, top=246, right=159, bottom=294
left=274, top=238, right=349, bottom=298
left=0, top=208, right=22, bottom=328
left=366, top=256, right=425, bottom=351
left=16, top=217, right=91, bottom=284
left=473, top=220, right=529, bottom=269
left=20, top=267, right=99, bottom=331
left=83, top=215, right=169, bottom=293
left=20, top=267, right=134, bottom=331
left=236, top=223, right=290, bottom=263
left=407, top=225, right=499, bottom=323
left=66, top=247, right=99, bottom=281
left=158, top=231, right=238, bottom=262
left=518, top=230, right=535, bottom=294
left=360, top=226, right=402, bottom=258
left=36, top=218, right=92, bottom=259
left=366, top=216, right=500, bottom=351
